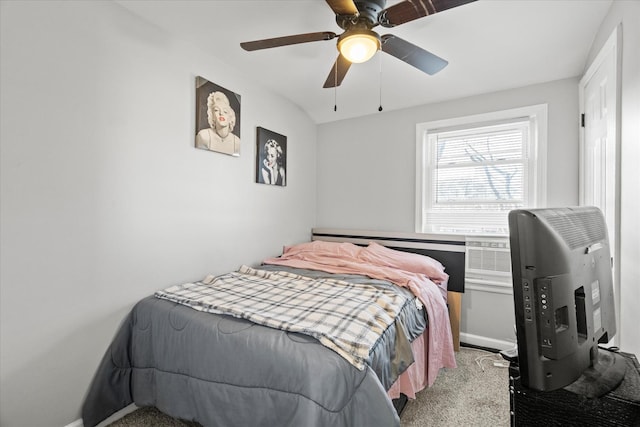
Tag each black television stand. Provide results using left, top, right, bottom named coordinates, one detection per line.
left=562, top=348, right=628, bottom=398
left=508, top=350, right=640, bottom=426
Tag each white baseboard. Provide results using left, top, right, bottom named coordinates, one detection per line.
left=65, top=404, right=138, bottom=427
left=460, top=332, right=515, bottom=351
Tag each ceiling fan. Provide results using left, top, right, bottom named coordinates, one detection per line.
left=240, top=0, right=476, bottom=88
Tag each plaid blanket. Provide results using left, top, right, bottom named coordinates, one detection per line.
left=154, top=265, right=408, bottom=370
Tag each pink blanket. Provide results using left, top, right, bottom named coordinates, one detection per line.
left=263, top=240, right=457, bottom=390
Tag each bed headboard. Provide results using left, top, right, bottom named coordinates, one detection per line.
left=311, top=228, right=466, bottom=293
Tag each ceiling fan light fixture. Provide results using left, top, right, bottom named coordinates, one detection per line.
left=338, top=30, right=380, bottom=63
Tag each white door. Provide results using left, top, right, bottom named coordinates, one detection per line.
left=580, top=28, right=618, bottom=251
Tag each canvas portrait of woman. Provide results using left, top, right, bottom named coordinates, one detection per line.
left=256, top=127, right=287, bottom=187
left=195, top=76, right=241, bottom=156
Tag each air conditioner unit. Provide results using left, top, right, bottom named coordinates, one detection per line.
left=465, top=237, right=512, bottom=293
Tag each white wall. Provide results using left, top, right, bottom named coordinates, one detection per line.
left=0, top=2, right=317, bottom=426
left=317, top=78, right=580, bottom=230
left=585, top=0, right=640, bottom=356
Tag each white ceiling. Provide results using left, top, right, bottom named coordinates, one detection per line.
left=115, top=0, right=612, bottom=124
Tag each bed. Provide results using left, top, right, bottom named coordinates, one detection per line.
left=82, top=231, right=465, bottom=427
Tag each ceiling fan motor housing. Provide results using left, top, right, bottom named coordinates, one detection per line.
left=336, top=0, right=386, bottom=29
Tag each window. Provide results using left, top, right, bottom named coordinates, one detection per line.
left=416, top=105, right=547, bottom=235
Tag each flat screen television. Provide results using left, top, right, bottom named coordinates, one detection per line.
left=508, top=206, right=625, bottom=397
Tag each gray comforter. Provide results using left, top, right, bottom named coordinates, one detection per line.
left=82, top=267, right=426, bottom=427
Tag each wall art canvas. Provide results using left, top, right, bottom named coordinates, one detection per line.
left=195, top=76, right=241, bottom=156
left=256, top=127, right=287, bottom=187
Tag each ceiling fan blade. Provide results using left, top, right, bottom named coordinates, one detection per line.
left=381, top=34, right=448, bottom=75
left=241, top=32, right=337, bottom=51
left=325, top=0, right=359, bottom=16
left=378, top=0, right=476, bottom=27
left=323, top=54, right=352, bottom=88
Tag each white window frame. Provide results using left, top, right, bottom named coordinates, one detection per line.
left=415, top=105, right=548, bottom=235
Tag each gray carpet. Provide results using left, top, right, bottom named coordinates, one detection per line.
left=106, top=346, right=510, bottom=427
left=400, top=346, right=510, bottom=426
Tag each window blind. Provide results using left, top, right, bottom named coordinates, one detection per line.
left=424, top=120, right=532, bottom=234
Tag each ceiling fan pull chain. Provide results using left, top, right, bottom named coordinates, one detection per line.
left=334, top=59, right=338, bottom=112
left=378, top=51, right=383, bottom=112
